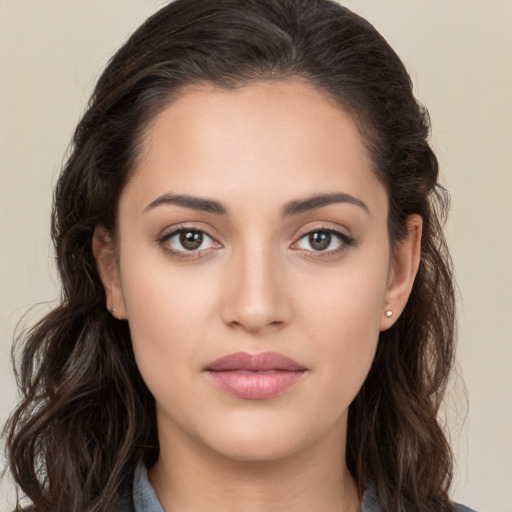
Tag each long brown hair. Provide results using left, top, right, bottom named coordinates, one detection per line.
left=3, top=1, right=456, bottom=511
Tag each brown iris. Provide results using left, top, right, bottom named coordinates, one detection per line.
left=309, top=231, right=331, bottom=251
left=180, top=230, right=203, bottom=250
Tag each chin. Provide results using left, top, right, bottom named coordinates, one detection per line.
left=193, top=412, right=328, bottom=464
left=208, top=435, right=305, bottom=463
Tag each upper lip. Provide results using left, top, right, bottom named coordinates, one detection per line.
left=204, top=351, right=306, bottom=372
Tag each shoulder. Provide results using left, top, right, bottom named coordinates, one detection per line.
left=115, top=469, right=136, bottom=512
left=360, top=486, right=479, bottom=512
left=11, top=494, right=136, bottom=512
left=116, top=492, right=134, bottom=512
left=116, top=461, right=164, bottom=512
left=454, top=504, right=478, bottom=512
left=116, top=490, right=134, bottom=512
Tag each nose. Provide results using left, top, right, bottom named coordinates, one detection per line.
left=221, top=242, right=292, bottom=335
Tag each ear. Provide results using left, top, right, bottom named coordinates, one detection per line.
left=92, top=226, right=127, bottom=319
left=380, top=214, right=422, bottom=331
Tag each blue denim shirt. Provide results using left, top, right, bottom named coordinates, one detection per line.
left=117, top=463, right=477, bottom=512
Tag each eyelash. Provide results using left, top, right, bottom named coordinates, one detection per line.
left=157, top=224, right=356, bottom=261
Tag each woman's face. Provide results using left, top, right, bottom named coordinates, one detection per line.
left=95, top=80, right=420, bottom=463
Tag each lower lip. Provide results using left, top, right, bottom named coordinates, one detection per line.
left=206, top=370, right=305, bottom=399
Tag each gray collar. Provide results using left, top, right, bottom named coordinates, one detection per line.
left=133, top=463, right=164, bottom=512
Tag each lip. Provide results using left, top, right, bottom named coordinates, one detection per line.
left=204, top=351, right=307, bottom=400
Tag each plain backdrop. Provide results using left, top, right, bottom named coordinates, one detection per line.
left=1, top=1, right=511, bottom=510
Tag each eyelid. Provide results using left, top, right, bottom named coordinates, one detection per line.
left=157, top=224, right=222, bottom=259
left=293, top=222, right=352, bottom=240
left=291, top=223, right=355, bottom=256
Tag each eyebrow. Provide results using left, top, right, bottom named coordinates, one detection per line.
left=282, top=192, right=369, bottom=216
left=144, top=192, right=369, bottom=216
left=144, top=193, right=228, bottom=215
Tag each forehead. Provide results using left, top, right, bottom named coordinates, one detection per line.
left=124, top=80, right=387, bottom=218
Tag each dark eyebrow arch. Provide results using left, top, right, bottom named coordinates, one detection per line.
left=282, top=192, right=369, bottom=216
left=144, top=193, right=228, bottom=215
left=144, top=192, right=369, bottom=216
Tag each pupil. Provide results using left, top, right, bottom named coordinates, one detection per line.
left=310, top=231, right=330, bottom=251
left=180, top=231, right=202, bottom=250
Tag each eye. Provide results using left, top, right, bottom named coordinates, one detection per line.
left=158, top=227, right=220, bottom=257
left=294, top=228, right=354, bottom=255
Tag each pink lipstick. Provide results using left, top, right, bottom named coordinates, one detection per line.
left=204, top=351, right=307, bottom=400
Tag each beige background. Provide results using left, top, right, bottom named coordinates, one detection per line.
left=1, top=1, right=511, bottom=510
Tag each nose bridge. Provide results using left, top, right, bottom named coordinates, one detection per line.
left=222, top=233, right=290, bottom=333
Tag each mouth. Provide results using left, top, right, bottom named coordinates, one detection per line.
left=204, top=351, right=307, bottom=400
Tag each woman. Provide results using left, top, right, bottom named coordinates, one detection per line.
left=2, top=0, right=476, bottom=511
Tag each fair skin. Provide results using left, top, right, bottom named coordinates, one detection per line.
left=94, top=80, right=422, bottom=512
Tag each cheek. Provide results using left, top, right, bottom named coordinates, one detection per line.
left=118, top=218, right=220, bottom=329
left=122, top=267, right=212, bottom=344
left=298, top=247, right=390, bottom=333
left=296, top=251, right=389, bottom=400
left=117, top=242, right=220, bottom=393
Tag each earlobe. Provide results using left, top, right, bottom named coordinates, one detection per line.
left=380, top=214, right=422, bottom=331
left=92, top=226, right=127, bottom=319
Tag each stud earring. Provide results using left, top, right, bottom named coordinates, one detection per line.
left=385, top=310, right=393, bottom=318
left=110, top=306, right=117, bottom=314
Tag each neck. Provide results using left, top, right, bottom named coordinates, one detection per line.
left=148, top=420, right=360, bottom=512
